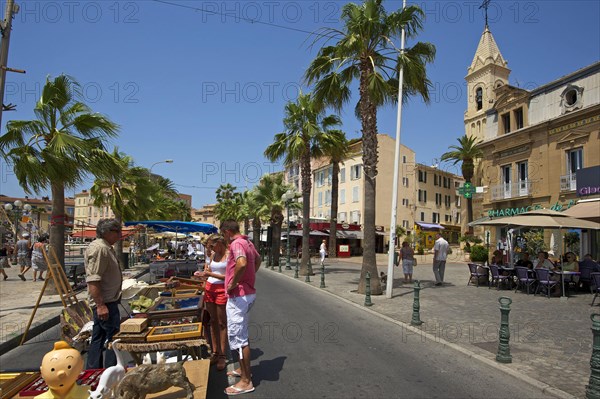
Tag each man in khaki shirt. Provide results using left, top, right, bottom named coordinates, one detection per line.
left=85, top=218, right=123, bottom=369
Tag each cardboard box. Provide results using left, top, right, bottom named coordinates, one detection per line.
left=120, top=318, right=148, bottom=333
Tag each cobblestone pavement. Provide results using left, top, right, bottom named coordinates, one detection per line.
left=272, top=252, right=594, bottom=399
left=0, top=253, right=595, bottom=398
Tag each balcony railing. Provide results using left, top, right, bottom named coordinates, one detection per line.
left=560, top=173, right=576, bottom=191
left=490, top=181, right=533, bottom=201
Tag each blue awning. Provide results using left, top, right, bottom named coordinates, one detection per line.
left=415, top=222, right=445, bottom=230
left=124, top=220, right=218, bottom=234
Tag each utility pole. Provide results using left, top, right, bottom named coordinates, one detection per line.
left=0, top=0, right=21, bottom=130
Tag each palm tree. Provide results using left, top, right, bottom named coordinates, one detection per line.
left=305, top=0, right=435, bottom=293
left=253, top=173, right=293, bottom=267
left=321, top=131, right=354, bottom=259
left=0, top=75, right=119, bottom=266
left=441, top=135, right=483, bottom=230
left=214, top=184, right=242, bottom=223
left=265, top=93, right=341, bottom=275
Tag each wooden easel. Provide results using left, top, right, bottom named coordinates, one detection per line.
left=19, top=245, right=86, bottom=345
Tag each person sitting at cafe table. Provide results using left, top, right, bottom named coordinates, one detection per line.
left=515, top=251, right=534, bottom=269
left=534, top=251, right=556, bottom=270
left=562, top=251, right=580, bottom=285
left=534, top=251, right=561, bottom=295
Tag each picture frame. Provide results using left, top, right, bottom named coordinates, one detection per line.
left=147, top=295, right=202, bottom=314
left=146, top=323, right=203, bottom=342
left=149, top=315, right=199, bottom=327
left=113, top=329, right=151, bottom=343
left=174, top=289, right=199, bottom=297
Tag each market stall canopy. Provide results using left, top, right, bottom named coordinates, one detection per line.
left=124, top=220, right=218, bottom=234
left=469, top=208, right=600, bottom=229
left=562, top=200, right=600, bottom=223
left=146, top=243, right=160, bottom=251
left=71, top=226, right=136, bottom=239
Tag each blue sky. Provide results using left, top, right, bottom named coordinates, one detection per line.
left=0, top=0, right=598, bottom=209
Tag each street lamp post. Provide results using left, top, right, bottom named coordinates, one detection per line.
left=282, top=189, right=295, bottom=271
left=4, top=199, right=31, bottom=261
left=149, top=159, right=174, bottom=177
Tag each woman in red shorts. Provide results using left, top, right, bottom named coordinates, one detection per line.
left=203, top=234, right=229, bottom=371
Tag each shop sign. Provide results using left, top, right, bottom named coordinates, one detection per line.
left=488, top=205, right=542, bottom=218
left=488, top=200, right=575, bottom=217
left=341, top=223, right=350, bottom=229
left=576, top=166, right=600, bottom=197
left=375, top=225, right=384, bottom=232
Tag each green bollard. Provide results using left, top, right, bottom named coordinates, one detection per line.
left=586, top=314, right=600, bottom=398
left=411, top=280, right=423, bottom=326
left=320, top=264, right=326, bottom=288
left=308, top=256, right=313, bottom=276
left=364, top=271, right=373, bottom=306
left=305, top=265, right=311, bottom=283
left=496, top=297, right=513, bottom=363
left=278, top=260, right=282, bottom=273
left=294, top=256, right=299, bottom=279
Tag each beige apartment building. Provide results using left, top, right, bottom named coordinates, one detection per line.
left=74, top=190, right=116, bottom=230
left=466, top=26, right=600, bottom=257
left=413, top=164, right=464, bottom=245
left=304, top=134, right=463, bottom=252
left=192, top=203, right=217, bottom=226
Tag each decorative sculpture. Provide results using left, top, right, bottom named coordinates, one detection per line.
left=35, top=341, right=90, bottom=399
left=88, top=339, right=126, bottom=399
left=114, top=362, right=195, bottom=399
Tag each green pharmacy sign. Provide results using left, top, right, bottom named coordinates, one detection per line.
left=487, top=200, right=575, bottom=218
left=458, top=182, right=476, bottom=199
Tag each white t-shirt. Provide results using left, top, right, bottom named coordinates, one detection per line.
left=207, top=256, right=227, bottom=284
left=320, top=243, right=326, bottom=253
left=434, top=237, right=449, bottom=261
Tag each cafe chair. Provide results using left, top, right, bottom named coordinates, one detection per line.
left=591, top=273, right=600, bottom=306
left=467, top=263, right=489, bottom=287
left=489, top=264, right=511, bottom=290
left=580, top=267, right=594, bottom=293
left=514, top=267, right=536, bottom=294
left=534, top=268, right=559, bottom=298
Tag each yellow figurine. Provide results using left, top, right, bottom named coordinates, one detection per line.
left=35, top=341, right=90, bottom=399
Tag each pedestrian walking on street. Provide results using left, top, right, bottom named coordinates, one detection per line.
left=221, top=220, right=261, bottom=396
left=433, top=233, right=449, bottom=286
left=319, top=239, right=327, bottom=266
left=84, top=218, right=123, bottom=369
left=400, top=241, right=415, bottom=284
left=31, top=234, right=49, bottom=282
left=0, top=241, right=9, bottom=280
left=16, top=233, right=32, bottom=281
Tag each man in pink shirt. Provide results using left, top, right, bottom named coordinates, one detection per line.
left=220, top=220, right=261, bottom=396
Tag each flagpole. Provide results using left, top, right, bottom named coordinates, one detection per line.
left=386, top=0, right=407, bottom=298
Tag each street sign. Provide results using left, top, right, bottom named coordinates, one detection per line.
left=458, top=182, right=476, bottom=199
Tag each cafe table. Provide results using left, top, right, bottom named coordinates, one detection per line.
left=552, top=270, right=581, bottom=299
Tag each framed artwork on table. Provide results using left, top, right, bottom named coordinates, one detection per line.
left=146, top=323, right=203, bottom=342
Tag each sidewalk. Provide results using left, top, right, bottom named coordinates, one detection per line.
left=273, top=252, right=592, bottom=399
left=0, top=262, right=149, bottom=355
left=0, top=254, right=593, bottom=398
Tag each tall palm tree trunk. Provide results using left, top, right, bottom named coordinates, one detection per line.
left=301, top=152, right=312, bottom=275
left=329, top=160, right=339, bottom=259
left=46, top=183, right=65, bottom=295
left=114, top=214, right=124, bottom=270
left=271, top=214, right=283, bottom=266
left=252, top=217, right=261, bottom=250
left=358, top=62, right=382, bottom=295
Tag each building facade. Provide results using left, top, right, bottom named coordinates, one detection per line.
left=466, top=26, right=600, bottom=258
left=413, top=164, right=464, bottom=246
left=1, top=195, right=75, bottom=239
